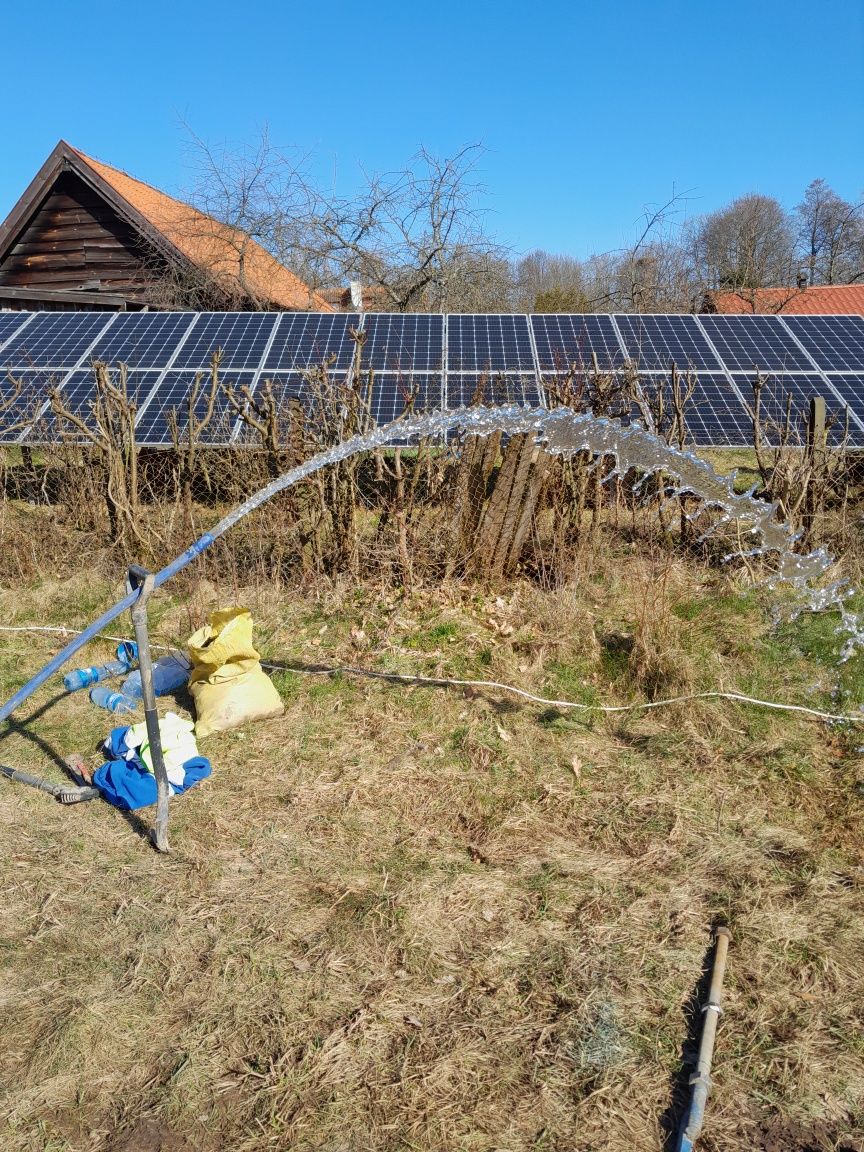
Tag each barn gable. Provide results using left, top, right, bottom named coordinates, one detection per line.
left=0, top=141, right=332, bottom=313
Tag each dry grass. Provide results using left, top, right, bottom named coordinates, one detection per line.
left=0, top=544, right=863, bottom=1152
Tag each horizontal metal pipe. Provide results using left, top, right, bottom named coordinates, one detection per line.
left=678, top=927, right=731, bottom=1151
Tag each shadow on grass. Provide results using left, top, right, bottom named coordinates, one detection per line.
left=0, top=689, right=152, bottom=841
left=660, top=926, right=726, bottom=1150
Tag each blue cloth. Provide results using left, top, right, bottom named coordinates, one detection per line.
left=93, top=725, right=211, bottom=810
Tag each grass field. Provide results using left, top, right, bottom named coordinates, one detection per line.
left=0, top=545, right=863, bottom=1151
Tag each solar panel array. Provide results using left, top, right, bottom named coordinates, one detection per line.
left=1, top=309, right=863, bottom=448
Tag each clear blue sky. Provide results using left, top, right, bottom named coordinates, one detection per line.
left=1, top=0, right=861, bottom=261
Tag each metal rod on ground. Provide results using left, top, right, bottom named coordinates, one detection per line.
left=128, top=566, right=171, bottom=853
left=0, top=763, right=99, bottom=804
left=677, top=926, right=732, bottom=1151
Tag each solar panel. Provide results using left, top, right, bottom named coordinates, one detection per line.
left=136, top=370, right=254, bottom=446
left=171, top=313, right=278, bottom=370
left=87, top=312, right=196, bottom=369
left=448, top=372, right=541, bottom=407
left=447, top=315, right=535, bottom=371
left=231, top=373, right=311, bottom=445
left=264, top=313, right=360, bottom=371
left=615, top=314, right=721, bottom=371
left=638, top=373, right=752, bottom=446
left=0, top=369, right=61, bottom=442
left=0, top=312, right=31, bottom=351
left=531, top=313, right=625, bottom=371
left=782, top=315, right=864, bottom=372
left=235, top=368, right=434, bottom=443
left=28, top=369, right=163, bottom=444
left=823, top=375, right=864, bottom=432
left=698, top=314, right=813, bottom=372
left=363, top=314, right=444, bottom=371
left=730, top=372, right=852, bottom=445
left=368, top=373, right=444, bottom=425
left=1, top=310, right=863, bottom=450
left=0, top=311, right=113, bottom=368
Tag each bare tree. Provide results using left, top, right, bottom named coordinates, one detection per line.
left=689, top=193, right=795, bottom=292
left=305, top=144, right=511, bottom=311
left=795, top=179, right=864, bottom=286
left=170, top=126, right=864, bottom=321
left=514, top=251, right=589, bottom=312
left=179, top=131, right=512, bottom=312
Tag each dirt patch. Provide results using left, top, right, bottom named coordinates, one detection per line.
left=757, top=1117, right=863, bottom=1152
left=107, top=1118, right=217, bottom=1152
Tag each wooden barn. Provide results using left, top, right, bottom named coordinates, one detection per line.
left=0, top=140, right=332, bottom=313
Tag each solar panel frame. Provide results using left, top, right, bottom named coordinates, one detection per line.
left=781, top=315, right=864, bottom=372
left=362, top=314, right=444, bottom=372
left=822, top=374, right=864, bottom=439
left=730, top=371, right=852, bottom=446
left=698, top=314, right=813, bottom=372
left=0, top=368, right=67, bottom=443
left=87, top=312, right=197, bottom=370
left=231, top=372, right=310, bottom=444
left=531, top=313, right=626, bottom=371
left=447, top=315, right=535, bottom=372
left=1, top=310, right=864, bottom=450
left=26, top=369, right=163, bottom=444
left=367, top=371, right=445, bottom=426
left=264, top=312, right=360, bottom=371
left=614, top=314, right=722, bottom=371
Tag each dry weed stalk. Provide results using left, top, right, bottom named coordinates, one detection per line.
left=48, top=361, right=148, bottom=550
left=750, top=373, right=850, bottom=551
left=169, top=349, right=224, bottom=534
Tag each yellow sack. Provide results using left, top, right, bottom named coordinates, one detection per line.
left=187, top=608, right=284, bottom=738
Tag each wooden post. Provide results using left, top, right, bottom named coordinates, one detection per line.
left=804, top=396, right=826, bottom=543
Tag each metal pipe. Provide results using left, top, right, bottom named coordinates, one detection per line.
left=128, top=567, right=171, bottom=852
left=0, top=533, right=214, bottom=726
left=0, top=763, right=98, bottom=804
left=677, top=926, right=732, bottom=1152
left=0, top=762, right=63, bottom=796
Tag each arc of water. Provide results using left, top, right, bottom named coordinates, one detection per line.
left=0, top=404, right=856, bottom=726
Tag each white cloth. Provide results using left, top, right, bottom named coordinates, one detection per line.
left=123, top=712, right=199, bottom=788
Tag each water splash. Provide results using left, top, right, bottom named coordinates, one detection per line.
left=212, top=404, right=862, bottom=657
left=4, top=403, right=861, bottom=732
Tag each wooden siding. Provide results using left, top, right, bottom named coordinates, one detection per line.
left=0, top=171, right=163, bottom=300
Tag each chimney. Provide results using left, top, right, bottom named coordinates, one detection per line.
left=796, top=270, right=808, bottom=290
left=349, top=281, right=364, bottom=311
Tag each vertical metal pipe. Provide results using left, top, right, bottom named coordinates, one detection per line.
left=128, top=568, right=171, bottom=853
left=677, top=926, right=732, bottom=1152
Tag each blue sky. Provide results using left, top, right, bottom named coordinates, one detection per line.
left=1, top=0, right=861, bottom=261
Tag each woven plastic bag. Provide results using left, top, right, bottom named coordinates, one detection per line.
left=187, top=608, right=284, bottom=738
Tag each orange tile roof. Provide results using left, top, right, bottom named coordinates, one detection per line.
left=706, top=284, right=864, bottom=315
left=71, top=146, right=333, bottom=312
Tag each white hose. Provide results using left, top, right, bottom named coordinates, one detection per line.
left=1, top=623, right=859, bottom=726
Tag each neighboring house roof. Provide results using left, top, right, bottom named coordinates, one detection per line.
left=703, top=284, right=864, bottom=315
left=0, top=140, right=333, bottom=312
